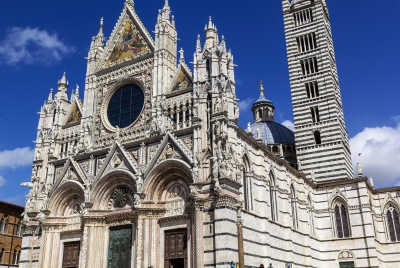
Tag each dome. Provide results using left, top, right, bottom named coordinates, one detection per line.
left=249, top=121, right=295, bottom=145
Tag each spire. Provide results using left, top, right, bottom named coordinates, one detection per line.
left=75, top=84, right=79, bottom=97
left=208, top=16, right=213, bottom=29
left=94, top=18, right=104, bottom=48
left=259, top=80, right=264, bottom=93
left=48, top=88, right=53, bottom=102
left=171, top=15, right=175, bottom=28
left=204, top=16, right=218, bottom=49
left=58, top=72, right=69, bottom=87
left=125, top=0, right=134, bottom=9
left=252, top=80, right=275, bottom=123
left=55, top=72, right=69, bottom=101
left=196, top=34, right=201, bottom=51
left=179, top=48, right=185, bottom=63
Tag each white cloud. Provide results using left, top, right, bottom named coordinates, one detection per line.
left=0, top=27, right=74, bottom=65
left=238, top=98, right=254, bottom=112
left=281, top=120, right=294, bottom=131
left=349, top=117, right=400, bottom=187
left=0, top=176, right=6, bottom=187
left=0, top=147, right=35, bottom=169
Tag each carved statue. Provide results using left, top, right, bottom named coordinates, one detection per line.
left=219, top=162, right=227, bottom=178
left=369, top=176, right=375, bottom=187
left=215, top=96, right=222, bottom=113
left=166, top=144, right=174, bottom=158
left=113, top=154, right=122, bottom=167
left=357, top=163, right=362, bottom=176
left=193, top=102, right=199, bottom=117
left=247, top=122, right=251, bottom=132
left=297, top=159, right=302, bottom=171
left=214, top=121, right=221, bottom=138
left=133, top=193, right=141, bottom=206
left=234, top=104, right=239, bottom=119
left=222, top=96, right=228, bottom=112
left=311, top=171, right=316, bottom=182
left=35, top=149, right=42, bottom=160
left=189, top=185, right=198, bottom=198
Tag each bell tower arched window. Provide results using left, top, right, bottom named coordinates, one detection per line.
left=386, top=205, right=400, bottom=242
left=334, top=202, right=350, bottom=238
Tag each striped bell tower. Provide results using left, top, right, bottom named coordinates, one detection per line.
left=282, top=0, right=352, bottom=181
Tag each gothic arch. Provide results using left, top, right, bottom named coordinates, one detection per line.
left=328, top=188, right=348, bottom=208
left=92, top=168, right=138, bottom=196
left=145, top=159, right=192, bottom=202
left=242, top=153, right=251, bottom=172
left=332, top=197, right=351, bottom=238
left=48, top=181, right=85, bottom=216
left=91, top=170, right=137, bottom=210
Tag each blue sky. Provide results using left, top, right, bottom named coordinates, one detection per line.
left=0, top=0, right=399, bottom=205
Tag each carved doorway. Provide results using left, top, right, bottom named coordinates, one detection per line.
left=107, top=225, right=132, bottom=268
left=164, top=229, right=187, bottom=268
left=62, top=242, right=80, bottom=268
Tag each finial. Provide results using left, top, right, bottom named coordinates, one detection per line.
left=171, top=15, right=175, bottom=27
left=208, top=16, right=213, bottom=29
left=196, top=34, right=201, bottom=51
left=100, top=17, right=104, bottom=29
left=165, top=0, right=169, bottom=6
left=259, top=80, right=264, bottom=93
left=48, top=88, right=53, bottom=101
left=75, top=84, right=79, bottom=97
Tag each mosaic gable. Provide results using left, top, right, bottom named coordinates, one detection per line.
left=105, top=21, right=149, bottom=66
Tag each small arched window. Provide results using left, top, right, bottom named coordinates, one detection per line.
left=0, top=218, right=3, bottom=233
left=335, top=203, right=350, bottom=238
left=0, top=248, right=4, bottom=263
left=314, top=131, right=321, bottom=145
left=290, top=185, right=298, bottom=229
left=3, top=219, right=8, bottom=235
left=17, top=222, right=22, bottom=237
left=308, top=195, right=314, bottom=235
left=386, top=206, right=400, bottom=242
left=12, top=249, right=20, bottom=265
left=269, top=172, right=276, bottom=221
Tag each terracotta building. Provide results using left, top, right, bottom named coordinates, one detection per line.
left=0, top=201, right=24, bottom=267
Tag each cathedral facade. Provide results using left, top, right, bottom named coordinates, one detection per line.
left=20, top=1, right=400, bottom=268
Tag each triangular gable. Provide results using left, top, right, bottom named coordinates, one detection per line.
left=167, top=64, right=193, bottom=94
left=144, top=132, right=193, bottom=177
left=95, top=141, right=141, bottom=180
left=99, top=3, right=155, bottom=69
left=64, top=102, right=82, bottom=126
left=50, top=157, right=87, bottom=196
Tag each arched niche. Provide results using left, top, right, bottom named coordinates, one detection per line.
left=91, top=170, right=137, bottom=210
left=145, top=159, right=192, bottom=217
left=48, top=181, right=85, bottom=217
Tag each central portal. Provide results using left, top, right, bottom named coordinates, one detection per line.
left=164, top=229, right=187, bottom=268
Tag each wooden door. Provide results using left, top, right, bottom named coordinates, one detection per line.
left=62, top=242, right=80, bottom=268
left=107, top=225, right=132, bottom=268
left=164, top=229, right=187, bottom=268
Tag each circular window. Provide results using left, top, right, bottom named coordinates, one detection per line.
left=107, top=84, right=144, bottom=128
